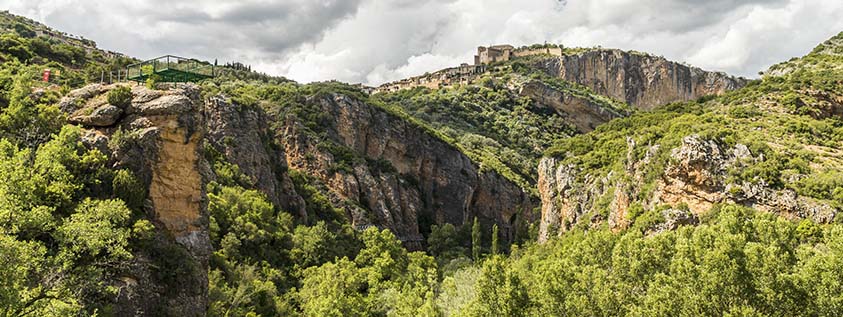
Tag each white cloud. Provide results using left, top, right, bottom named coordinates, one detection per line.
left=4, top=0, right=843, bottom=85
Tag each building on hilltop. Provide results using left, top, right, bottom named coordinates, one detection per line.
left=372, top=43, right=566, bottom=94
left=474, top=44, right=565, bottom=65
left=474, top=44, right=515, bottom=65
left=372, top=63, right=486, bottom=94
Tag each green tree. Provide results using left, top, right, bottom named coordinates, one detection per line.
left=466, top=256, right=530, bottom=317
left=427, top=223, right=465, bottom=259
left=298, top=257, right=367, bottom=317
left=355, top=227, right=409, bottom=289
left=0, top=33, right=33, bottom=62
left=0, top=71, right=64, bottom=148
left=491, top=224, right=499, bottom=255
left=471, top=217, right=481, bottom=261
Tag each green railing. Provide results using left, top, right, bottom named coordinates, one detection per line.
left=127, top=55, right=215, bottom=82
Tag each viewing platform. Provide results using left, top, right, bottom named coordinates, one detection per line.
left=127, top=55, right=215, bottom=83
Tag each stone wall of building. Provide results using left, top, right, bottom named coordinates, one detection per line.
left=373, top=63, right=486, bottom=94
left=373, top=44, right=565, bottom=94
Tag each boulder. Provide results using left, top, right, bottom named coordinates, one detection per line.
left=69, top=104, right=123, bottom=127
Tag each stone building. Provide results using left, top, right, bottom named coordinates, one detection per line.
left=373, top=44, right=565, bottom=94
left=372, top=63, right=487, bottom=94
left=475, top=44, right=564, bottom=65
left=474, top=45, right=515, bottom=65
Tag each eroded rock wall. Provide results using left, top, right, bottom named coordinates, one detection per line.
left=537, top=135, right=838, bottom=242
left=519, top=80, right=625, bottom=132
left=61, top=83, right=211, bottom=315
left=534, top=49, right=747, bottom=110
left=202, top=96, right=306, bottom=219
left=282, top=93, right=533, bottom=248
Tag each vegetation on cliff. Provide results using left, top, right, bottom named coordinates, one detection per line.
left=193, top=32, right=843, bottom=316
left=546, top=31, right=843, bottom=211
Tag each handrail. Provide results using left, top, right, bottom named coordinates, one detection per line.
left=126, top=55, right=215, bottom=82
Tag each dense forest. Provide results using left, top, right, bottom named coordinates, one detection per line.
left=0, top=11, right=842, bottom=317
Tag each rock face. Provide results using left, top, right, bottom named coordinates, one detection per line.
left=534, top=49, right=747, bottom=110
left=282, top=93, right=533, bottom=248
left=60, top=84, right=212, bottom=316
left=519, top=80, right=625, bottom=132
left=537, top=134, right=838, bottom=242
left=60, top=82, right=535, bottom=310
left=202, top=96, right=306, bottom=219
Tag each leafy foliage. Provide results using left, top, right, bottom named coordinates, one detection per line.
left=106, top=85, right=131, bottom=108
left=0, top=126, right=141, bottom=315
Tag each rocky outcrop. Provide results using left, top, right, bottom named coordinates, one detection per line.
left=202, top=96, right=306, bottom=219
left=538, top=134, right=838, bottom=242
left=60, top=83, right=211, bottom=316
left=533, top=49, right=747, bottom=110
left=519, top=80, right=625, bottom=132
left=282, top=93, right=533, bottom=248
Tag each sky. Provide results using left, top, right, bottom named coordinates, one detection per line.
left=4, top=0, right=843, bottom=86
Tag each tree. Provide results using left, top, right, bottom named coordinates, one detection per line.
left=355, top=227, right=408, bottom=288
left=427, top=223, right=465, bottom=259
left=106, top=85, right=132, bottom=108
left=472, top=217, right=481, bottom=261
left=0, top=71, right=64, bottom=148
left=466, top=256, right=530, bottom=317
left=491, top=224, right=499, bottom=255
left=0, top=33, right=33, bottom=62
left=298, top=258, right=367, bottom=317
left=1, top=198, right=134, bottom=316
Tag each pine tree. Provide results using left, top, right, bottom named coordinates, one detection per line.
left=491, top=224, right=499, bottom=255
left=472, top=217, right=481, bottom=261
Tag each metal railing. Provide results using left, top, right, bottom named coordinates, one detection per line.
left=127, top=55, right=215, bottom=82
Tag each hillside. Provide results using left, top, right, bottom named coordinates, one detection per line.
left=1, top=10, right=842, bottom=317
left=538, top=31, right=843, bottom=240
left=371, top=47, right=744, bottom=192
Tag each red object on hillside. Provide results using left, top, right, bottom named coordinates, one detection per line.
left=43, top=69, right=51, bottom=82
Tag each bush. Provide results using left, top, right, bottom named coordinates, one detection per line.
left=112, top=169, right=145, bottom=212
left=107, top=85, right=132, bottom=108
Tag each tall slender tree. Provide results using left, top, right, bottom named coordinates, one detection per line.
left=472, top=217, right=481, bottom=261
left=491, top=224, right=499, bottom=255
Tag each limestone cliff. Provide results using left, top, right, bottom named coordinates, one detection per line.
left=519, top=80, right=625, bottom=132
left=60, top=83, right=212, bottom=316
left=281, top=93, right=533, bottom=248
left=533, top=49, right=747, bottom=110
left=202, top=95, right=306, bottom=219
left=537, top=135, right=839, bottom=242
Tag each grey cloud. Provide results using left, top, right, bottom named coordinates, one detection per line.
left=6, top=0, right=361, bottom=63
left=4, top=0, right=843, bottom=85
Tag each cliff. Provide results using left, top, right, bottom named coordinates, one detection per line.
left=281, top=93, right=533, bottom=248
left=536, top=37, right=843, bottom=242
left=533, top=49, right=748, bottom=110
left=202, top=95, right=306, bottom=219
left=537, top=135, right=838, bottom=242
left=60, top=83, right=212, bottom=315
left=519, top=80, right=625, bottom=132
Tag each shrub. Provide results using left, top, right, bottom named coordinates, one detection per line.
left=112, top=169, right=146, bottom=212
left=107, top=85, right=132, bottom=108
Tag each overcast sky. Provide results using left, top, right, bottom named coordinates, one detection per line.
left=5, top=0, right=843, bottom=85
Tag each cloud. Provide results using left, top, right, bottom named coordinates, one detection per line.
left=5, top=0, right=843, bottom=85
left=5, top=0, right=361, bottom=62
left=686, top=0, right=843, bottom=75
